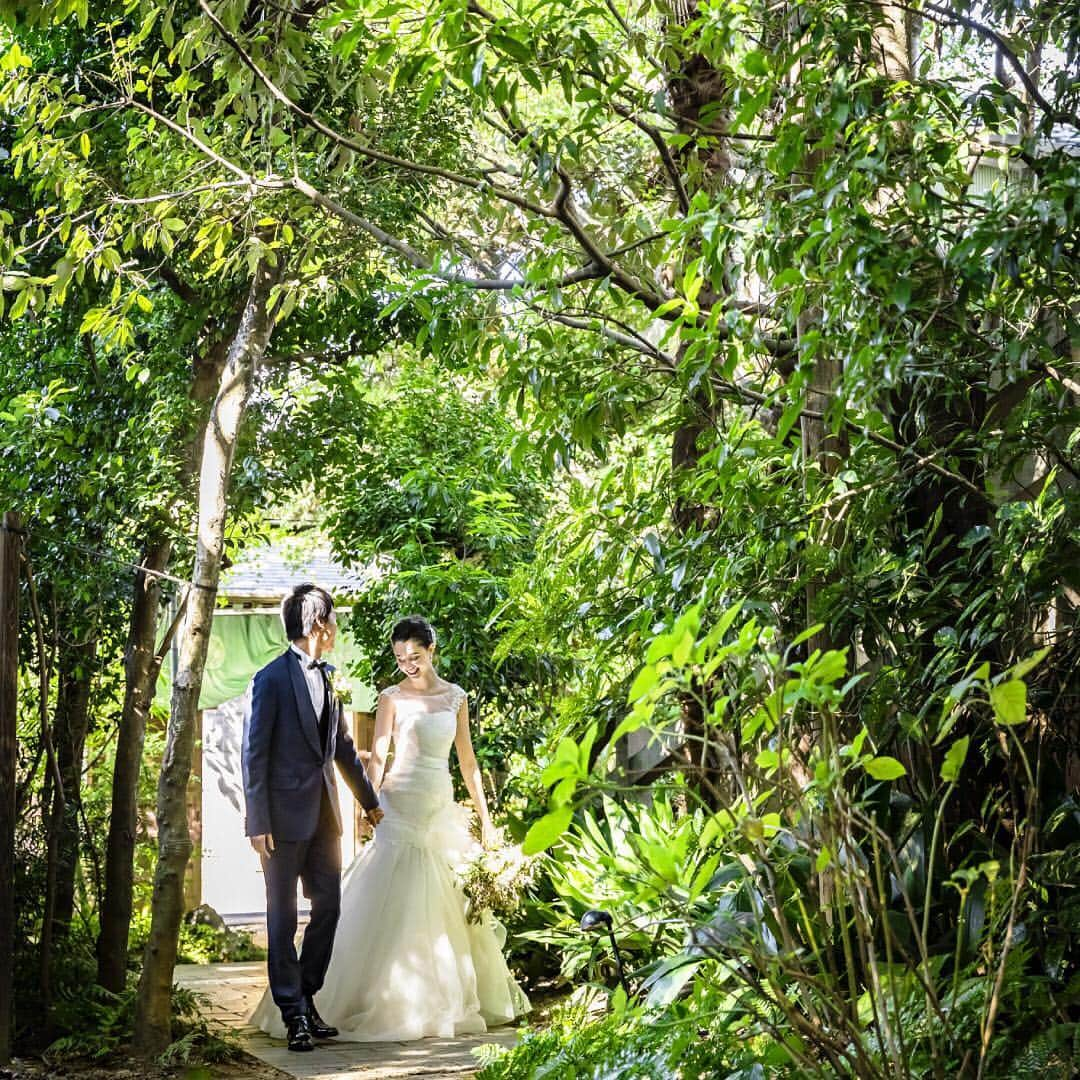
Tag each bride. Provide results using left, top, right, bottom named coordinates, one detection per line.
left=252, top=614, right=529, bottom=1041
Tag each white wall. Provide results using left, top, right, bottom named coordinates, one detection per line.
left=200, top=694, right=358, bottom=921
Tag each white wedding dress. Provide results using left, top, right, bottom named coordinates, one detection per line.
left=251, top=683, right=529, bottom=1041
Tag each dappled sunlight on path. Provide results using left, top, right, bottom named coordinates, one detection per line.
left=175, top=963, right=520, bottom=1079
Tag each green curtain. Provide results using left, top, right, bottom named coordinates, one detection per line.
left=154, top=613, right=376, bottom=712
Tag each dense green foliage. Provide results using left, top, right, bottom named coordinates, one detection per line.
left=1, top=0, right=1078, bottom=1074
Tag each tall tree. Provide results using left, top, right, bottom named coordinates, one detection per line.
left=133, top=260, right=279, bottom=1053
left=98, top=316, right=240, bottom=993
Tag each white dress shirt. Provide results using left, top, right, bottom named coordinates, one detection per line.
left=290, top=642, right=327, bottom=717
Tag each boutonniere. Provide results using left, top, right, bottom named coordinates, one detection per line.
left=326, top=663, right=355, bottom=705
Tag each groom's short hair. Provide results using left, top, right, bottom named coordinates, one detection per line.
left=281, top=583, right=334, bottom=641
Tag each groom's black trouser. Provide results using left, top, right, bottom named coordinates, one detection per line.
left=262, top=794, right=342, bottom=1023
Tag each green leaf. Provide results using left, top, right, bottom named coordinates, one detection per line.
left=990, top=680, right=1027, bottom=725
left=775, top=395, right=804, bottom=444
left=890, top=278, right=912, bottom=311
left=488, top=31, right=534, bottom=65
left=522, top=806, right=573, bottom=855
left=1010, top=648, right=1049, bottom=682
left=755, top=748, right=779, bottom=770
left=554, top=736, right=579, bottom=764
left=628, top=664, right=658, bottom=702
left=79, top=131, right=90, bottom=158
left=940, top=735, right=970, bottom=783
left=605, top=712, right=648, bottom=752
left=9, top=287, right=30, bottom=320
left=743, top=50, right=768, bottom=76
left=865, top=756, right=907, bottom=781
left=540, top=759, right=576, bottom=786
left=789, top=623, right=825, bottom=649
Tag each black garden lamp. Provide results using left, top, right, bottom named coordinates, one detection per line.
left=579, top=908, right=629, bottom=996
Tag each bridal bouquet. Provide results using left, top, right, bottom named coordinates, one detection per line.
left=456, top=840, right=537, bottom=925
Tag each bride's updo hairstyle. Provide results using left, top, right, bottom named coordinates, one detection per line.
left=390, top=615, right=437, bottom=650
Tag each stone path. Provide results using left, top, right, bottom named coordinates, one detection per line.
left=175, top=962, right=520, bottom=1080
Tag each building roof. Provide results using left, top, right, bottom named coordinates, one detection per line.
left=220, top=540, right=373, bottom=603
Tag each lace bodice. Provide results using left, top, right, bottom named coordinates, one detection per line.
left=381, top=682, right=465, bottom=768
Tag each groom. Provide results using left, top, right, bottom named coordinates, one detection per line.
left=242, top=583, right=383, bottom=1052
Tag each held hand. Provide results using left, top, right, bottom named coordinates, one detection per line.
left=481, top=821, right=500, bottom=850
left=250, top=833, right=275, bottom=859
left=365, top=806, right=385, bottom=827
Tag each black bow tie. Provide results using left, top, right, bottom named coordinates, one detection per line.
left=301, top=655, right=333, bottom=673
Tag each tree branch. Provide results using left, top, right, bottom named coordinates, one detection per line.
left=609, top=99, right=692, bottom=215
left=867, top=0, right=1078, bottom=128
left=122, top=80, right=789, bottom=352
left=1044, top=362, right=1080, bottom=398
left=154, top=263, right=204, bottom=307
left=710, top=376, right=992, bottom=503
left=536, top=308, right=677, bottom=361
left=292, top=175, right=618, bottom=292
left=153, top=588, right=189, bottom=666
left=123, top=94, right=252, bottom=181
left=551, top=165, right=669, bottom=311
left=196, top=0, right=558, bottom=220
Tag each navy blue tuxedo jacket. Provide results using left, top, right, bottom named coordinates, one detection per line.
left=241, top=649, right=379, bottom=843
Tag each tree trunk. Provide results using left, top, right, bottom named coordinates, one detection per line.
left=50, top=637, right=97, bottom=940
left=665, top=2, right=733, bottom=807
left=873, top=4, right=919, bottom=83
left=0, top=512, right=21, bottom=1064
left=97, top=538, right=171, bottom=993
left=795, top=2, right=917, bottom=653
left=132, top=262, right=278, bottom=1057
left=799, top=326, right=847, bottom=657
left=98, top=316, right=234, bottom=994
left=37, top=635, right=96, bottom=1033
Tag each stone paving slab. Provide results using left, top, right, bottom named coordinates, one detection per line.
left=175, top=963, right=520, bottom=1080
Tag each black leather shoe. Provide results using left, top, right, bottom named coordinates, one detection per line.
left=286, top=1014, right=316, bottom=1052
left=306, top=998, right=339, bottom=1039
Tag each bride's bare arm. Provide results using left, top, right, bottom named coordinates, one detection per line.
left=367, top=692, right=395, bottom=791
left=454, top=692, right=496, bottom=847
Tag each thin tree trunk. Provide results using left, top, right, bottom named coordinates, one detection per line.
left=0, top=512, right=21, bottom=1064
left=98, top=321, right=234, bottom=994
left=38, top=633, right=97, bottom=1033
left=671, top=393, right=726, bottom=806
left=50, top=637, right=97, bottom=941
left=133, top=262, right=278, bottom=1057
left=97, top=540, right=171, bottom=993
left=800, top=330, right=847, bottom=657
left=795, top=0, right=912, bottom=653
left=38, top=662, right=64, bottom=1025
left=39, top=635, right=96, bottom=1028
left=665, top=1, right=733, bottom=807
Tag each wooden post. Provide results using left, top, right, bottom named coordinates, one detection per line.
left=352, top=711, right=376, bottom=846
left=0, top=512, right=22, bottom=1064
